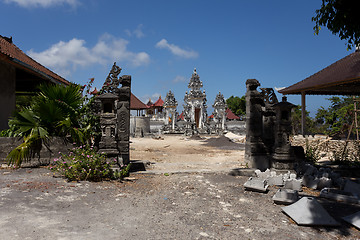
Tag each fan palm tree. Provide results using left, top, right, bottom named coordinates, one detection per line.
left=7, top=83, right=91, bottom=167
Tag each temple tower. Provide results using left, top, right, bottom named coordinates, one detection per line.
left=183, top=68, right=208, bottom=133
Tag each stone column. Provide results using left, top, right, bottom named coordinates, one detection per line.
left=244, top=79, right=269, bottom=170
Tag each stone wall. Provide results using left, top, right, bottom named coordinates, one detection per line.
left=290, top=135, right=359, bottom=157
left=0, top=137, right=70, bottom=167
left=130, top=116, right=150, bottom=137
left=226, top=120, right=245, bottom=135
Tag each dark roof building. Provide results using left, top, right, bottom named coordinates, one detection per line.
left=279, top=49, right=360, bottom=135
left=279, top=50, right=360, bottom=96
left=0, top=35, right=70, bottom=130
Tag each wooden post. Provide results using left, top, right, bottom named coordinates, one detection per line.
left=301, top=92, right=306, bottom=136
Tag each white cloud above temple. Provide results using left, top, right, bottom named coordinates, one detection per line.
left=3, top=0, right=80, bottom=8
left=125, top=24, right=145, bottom=39
left=28, top=34, right=150, bottom=77
left=155, top=39, right=198, bottom=59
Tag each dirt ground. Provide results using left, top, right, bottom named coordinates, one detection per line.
left=1, top=135, right=360, bottom=240
left=130, top=134, right=245, bottom=173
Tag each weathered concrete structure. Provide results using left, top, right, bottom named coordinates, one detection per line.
left=245, top=79, right=299, bottom=170
left=96, top=63, right=131, bottom=165
left=272, top=96, right=296, bottom=169
left=183, top=69, right=209, bottom=135
left=245, top=79, right=269, bottom=170
left=212, top=92, right=227, bottom=134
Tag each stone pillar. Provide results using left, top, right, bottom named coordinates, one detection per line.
left=245, top=79, right=269, bottom=170
left=272, top=96, right=296, bottom=169
left=0, top=61, right=16, bottom=130
left=117, top=75, right=131, bottom=165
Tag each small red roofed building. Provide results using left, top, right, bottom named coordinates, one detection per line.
left=146, top=96, right=164, bottom=120
left=226, top=108, right=240, bottom=120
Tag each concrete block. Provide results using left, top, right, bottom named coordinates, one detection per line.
left=267, top=175, right=284, bottom=186
left=320, top=188, right=360, bottom=204
left=244, top=177, right=269, bottom=192
left=317, top=177, right=332, bottom=190
left=343, top=211, right=360, bottom=229
left=304, top=164, right=318, bottom=176
left=289, top=173, right=297, bottom=180
left=302, top=175, right=319, bottom=189
left=254, top=168, right=271, bottom=179
left=282, top=197, right=340, bottom=226
left=272, top=189, right=299, bottom=205
left=284, top=179, right=302, bottom=191
left=283, top=171, right=291, bottom=180
left=344, top=180, right=360, bottom=199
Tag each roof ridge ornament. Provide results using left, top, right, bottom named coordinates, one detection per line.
left=102, top=62, right=122, bottom=93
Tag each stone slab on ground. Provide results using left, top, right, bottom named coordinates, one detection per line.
left=343, top=211, right=360, bottom=230
left=282, top=197, right=340, bottom=227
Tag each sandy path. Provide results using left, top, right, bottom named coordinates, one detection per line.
left=130, top=135, right=245, bottom=173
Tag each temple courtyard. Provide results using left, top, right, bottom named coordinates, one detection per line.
left=1, top=135, right=360, bottom=239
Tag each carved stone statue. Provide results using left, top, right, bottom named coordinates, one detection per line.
left=97, top=62, right=131, bottom=166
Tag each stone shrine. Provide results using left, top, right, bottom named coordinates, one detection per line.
left=244, top=79, right=300, bottom=170
left=272, top=96, right=296, bottom=169
left=183, top=68, right=209, bottom=134
left=96, top=62, right=131, bottom=166
left=163, top=90, right=178, bottom=132
left=212, top=92, right=227, bottom=134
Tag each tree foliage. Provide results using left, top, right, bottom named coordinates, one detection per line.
left=226, top=95, right=246, bottom=117
left=7, top=81, right=99, bottom=167
left=314, top=96, right=354, bottom=136
left=312, top=0, right=360, bottom=49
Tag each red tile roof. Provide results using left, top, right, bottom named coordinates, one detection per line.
left=152, top=96, right=164, bottom=107
left=279, top=51, right=360, bottom=95
left=226, top=108, right=240, bottom=120
left=0, top=35, right=70, bottom=85
left=178, top=112, right=184, bottom=120
left=130, top=93, right=149, bottom=110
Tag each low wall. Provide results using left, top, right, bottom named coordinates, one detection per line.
left=150, top=120, right=164, bottom=133
left=0, top=137, right=70, bottom=167
left=226, top=120, right=245, bottom=135
left=290, top=135, right=359, bottom=158
left=130, top=116, right=150, bottom=137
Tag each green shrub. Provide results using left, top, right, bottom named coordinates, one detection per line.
left=50, top=145, right=130, bottom=181
left=304, top=139, right=321, bottom=163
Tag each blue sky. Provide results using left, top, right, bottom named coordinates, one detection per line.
left=0, top=0, right=352, bottom=116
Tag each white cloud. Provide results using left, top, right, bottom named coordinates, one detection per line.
left=172, top=75, right=186, bottom=83
left=27, top=34, right=150, bottom=77
left=125, top=24, right=145, bottom=39
left=140, top=93, right=161, bottom=104
left=3, top=0, right=80, bottom=8
left=155, top=39, right=198, bottom=59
